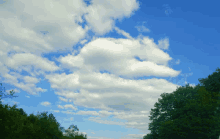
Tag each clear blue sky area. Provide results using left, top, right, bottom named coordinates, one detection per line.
left=0, top=0, right=219, bottom=139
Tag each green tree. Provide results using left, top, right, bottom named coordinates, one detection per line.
left=158, top=86, right=220, bottom=139
left=33, top=111, right=64, bottom=139
left=197, top=67, right=220, bottom=139
left=0, top=83, right=89, bottom=139
left=63, top=124, right=87, bottom=139
left=0, top=103, right=29, bottom=139
left=64, top=124, right=79, bottom=137
left=145, top=67, right=220, bottom=139
left=147, top=83, right=203, bottom=139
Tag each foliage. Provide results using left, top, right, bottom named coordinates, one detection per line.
left=0, top=83, right=87, bottom=139
left=196, top=67, right=220, bottom=138
left=158, top=87, right=220, bottom=139
left=145, top=67, right=220, bottom=139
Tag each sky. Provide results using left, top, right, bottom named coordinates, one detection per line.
left=0, top=0, right=220, bottom=139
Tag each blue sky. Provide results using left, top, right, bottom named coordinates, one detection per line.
left=0, top=0, right=219, bottom=139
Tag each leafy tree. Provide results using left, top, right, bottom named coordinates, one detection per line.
left=196, top=67, right=220, bottom=139
left=32, top=111, right=64, bottom=139
left=158, top=86, right=220, bottom=139
left=145, top=67, right=220, bottom=139
left=0, top=103, right=27, bottom=139
left=64, top=124, right=79, bottom=137
left=147, top=83, right=202, bottom=139
left=63, top=124, right=87, bottom=139
left=0, top=83, right=88, bottom=139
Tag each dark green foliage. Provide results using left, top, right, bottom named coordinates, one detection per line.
left=145, top=67, right=220, bottom=139
left=0, top=102, right=88, bottom=139
left=157, top=87, right=220, bottom=139
left=0, top=83, right=87, bottom=139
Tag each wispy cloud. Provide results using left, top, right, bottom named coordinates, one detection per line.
left=40, top=101, right=51, bottom=107
left=25, top=95, right=30, bottom=98
left=163, top=4, right=173, bottom=16
left=135, top=21, right=150, bottom=33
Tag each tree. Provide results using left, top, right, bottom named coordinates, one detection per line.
left=0, top=82, right=88, bottom=139
left=146, top=67, right=220, bottom=139
left=157, top=86, right=220, bottom=139
left=34, top=111, right=64, bottom=139
left=63, top=124, right=88, bottom=139
left=0, top=103, right=28, bottom=139
left=147, top=83, right=203, bottom=139
left=196, top=67, right=220, bottom=139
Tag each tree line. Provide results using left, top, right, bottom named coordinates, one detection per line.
left=143, top=67, right=220, bottom=139
left=0, top=83, right=87, bottom=139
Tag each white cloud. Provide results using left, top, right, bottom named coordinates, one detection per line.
left=50, top=110, right=60, bottom=113
left=64, top=104, right=78, bottom=111
left=157, top=37, right=169, bottom=50
left=84, top=0, right=140, bottom=36
left=175, top=59, right=180, bottom=65
left=135, top=25, right=150, bottom=33
left=57, top=105, right=64, bottom=109
left=57, top=104, right=77, bottom=110
left=80, top=39, right=88, bottom=45
left=5, top=88, right=20, bottom=94
left=0, top=0, right=141, bottom=96
left=44, top=31, right=183, bottom=133
left=76, top=110, right=99, bottom=116
left=5, top=53, right=60, bottom=72
left=25, top=95, right=30, bottom=98
left=54, top=36, right=180, bottom=78
left=114, top=27, right=133, bottom=39
left=61, top=110, right=75, bottom=115
left=0, top=0, right=192, bottom=138
left=88, top=117, right=125, bottom=125
left=40, top=101, right=51, bottom=107
left=59, top=97, right=69, bottom=102
left=12, top=100, right=20, bottom=106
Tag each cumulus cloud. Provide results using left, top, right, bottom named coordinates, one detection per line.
left=0, top=0, right=195, bottom=138
left=57, top=105, right=64, bottom=109
left=40, top=101, right=51, bottom=107
left=64, top=104, right=78, bottom=111
left=57, top=104, right=78, bottom=110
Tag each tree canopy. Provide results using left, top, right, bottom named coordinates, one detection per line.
left=144, top=67, right=220, bottom=139
left=0, top=83, right=87, bottom=139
